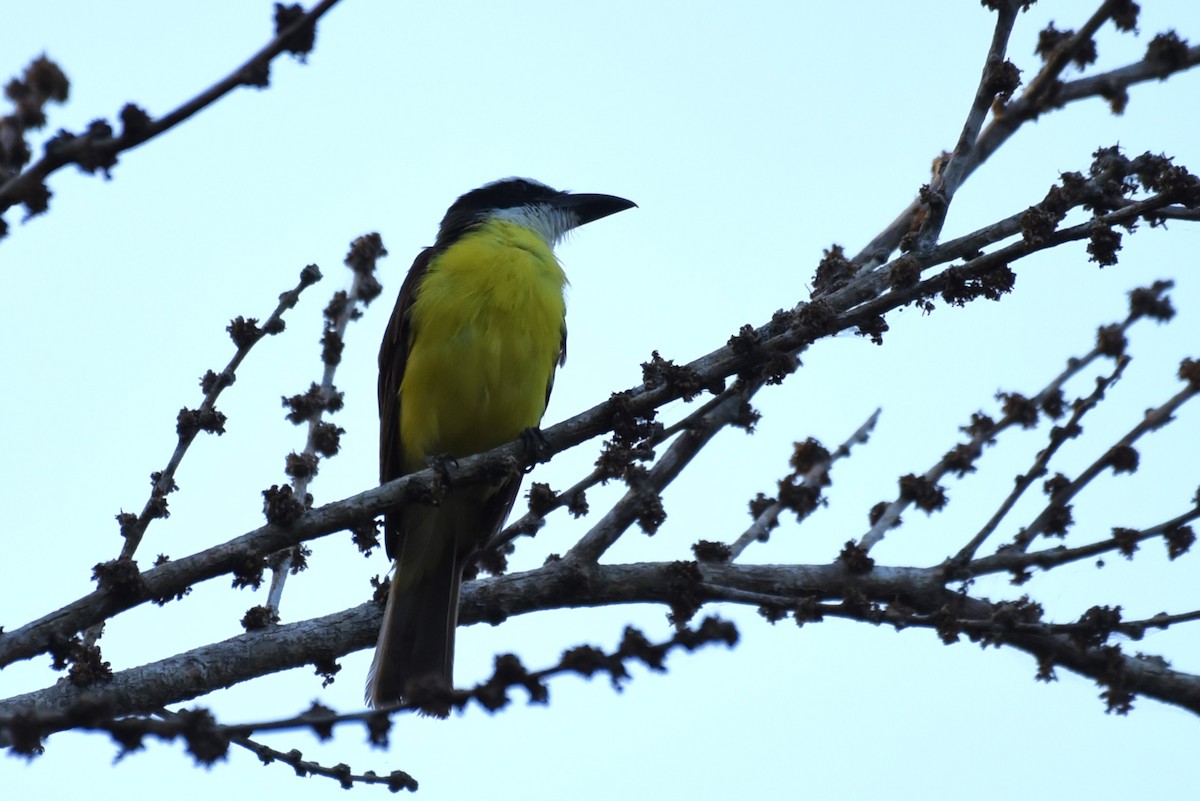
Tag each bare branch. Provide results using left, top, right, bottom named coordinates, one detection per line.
left=853, top=15, right=1200, bottom=265
left=951, top=349, right=1132, bottom=564
left=1011, top=373, right=1200, bottom=552
left=566, top=383, right=758, bottom=563
left=116, top=265, right=323, bottom=563
left=0, top=0, right=343, bottom=236
left=730, top=408, right=879, bottom=560
left=8, top=559, right=1200, bottom=726
left=913, top=1, right=1021, bottom=249
left=265, top=234, right=386, bottom=614
left=965, top=506, right=1200, bottom=578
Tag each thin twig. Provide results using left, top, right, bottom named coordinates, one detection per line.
left=483, top=389, right=740, bottom=557
left=149, top=705, right=414, bottom=791
left=2, top=617, right=736, bottom=753
left=0, top=0, right=343, bottom=225
left=1020, top=1, right=1123, bottom=109
left=862, top=338, right=1125, bottom=554
left=266, top=237, right=384, bottom=613
left=853, top=17, right=1200, bottom=266
left=118, top=265, right=321, bottom=563
left=953, top=353, right=1130, bottom=564
left=1011, top=380, right=1200, bottom=551
left=832, top=181, right=1198, bottom=318
left=729, top=408, right=880, bottom=560
left=565, top=385, right=759, bottom=563
left=965, top=506, right=1200, bottom=578
left=914, top=1, right=1020, bottom=250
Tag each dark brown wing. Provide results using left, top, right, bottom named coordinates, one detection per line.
left=545, top=325, right=566, bottom=407
left=379, top=247, right=434, bottom=561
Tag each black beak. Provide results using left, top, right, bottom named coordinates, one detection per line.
left=555, top=192, right=638, bottom=226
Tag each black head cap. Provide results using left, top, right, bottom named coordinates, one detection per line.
left=437, top=179, right=561, bottom=243
left=451, top=178, right=563, bottom=214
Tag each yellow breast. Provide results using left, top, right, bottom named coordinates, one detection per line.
left=398, top=220, right=567, bottom=470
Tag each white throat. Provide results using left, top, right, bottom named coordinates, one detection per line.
left=491, top=205, right=577, bottom=247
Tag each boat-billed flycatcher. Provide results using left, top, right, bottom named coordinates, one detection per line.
left=367, top=178, right=636, bottom=708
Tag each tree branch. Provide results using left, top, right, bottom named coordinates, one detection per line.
left=0, top=0, right=343, bottom=234
left=7, top=558, right=1200, bottom=731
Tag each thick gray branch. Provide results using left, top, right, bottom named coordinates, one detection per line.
left=6, top=559, right=1199, bottom=737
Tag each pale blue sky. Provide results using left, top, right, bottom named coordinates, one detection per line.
left=3, top=2, right=1199, bottom=798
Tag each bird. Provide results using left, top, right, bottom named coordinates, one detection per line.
left=367, top=177, right=636, bottom=709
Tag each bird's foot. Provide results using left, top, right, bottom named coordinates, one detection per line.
left=426, top=453, right=458, bottom=487
left=519, top=426, right=551, bottom=471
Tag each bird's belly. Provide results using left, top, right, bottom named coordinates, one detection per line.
left=401, top=325, right=553, bottom=464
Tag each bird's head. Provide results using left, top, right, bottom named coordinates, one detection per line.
left=436, top=177, right=635, bottom=248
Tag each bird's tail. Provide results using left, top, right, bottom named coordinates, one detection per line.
left=365, top=510, right=462, bottom=710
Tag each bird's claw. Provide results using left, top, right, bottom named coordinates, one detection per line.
left=519, top=426, right=551, bottom=471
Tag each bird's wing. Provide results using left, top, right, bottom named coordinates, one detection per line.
left=545, top=324, right=566, bottom=407
left=378, top=246, right=434, bottom=561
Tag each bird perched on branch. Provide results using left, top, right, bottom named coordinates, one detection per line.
left=368, top=177, right=636, bottom=709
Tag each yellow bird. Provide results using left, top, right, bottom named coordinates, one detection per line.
left=368, top=178, right=635, bottom=708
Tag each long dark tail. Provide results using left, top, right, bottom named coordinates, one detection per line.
left=365, top=539, right=461, bottom=710
left=366, top=482, right=518, bottom=710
